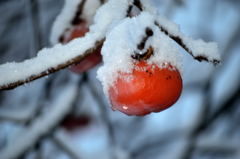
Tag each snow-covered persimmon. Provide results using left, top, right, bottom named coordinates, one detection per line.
left=108, top=61, right=182, bottom=116
left=62, top=21, right=102, bottom=74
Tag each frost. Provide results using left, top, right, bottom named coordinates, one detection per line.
left=97, top=12, right=182, bottom=96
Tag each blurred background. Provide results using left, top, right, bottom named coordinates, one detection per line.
left=0, top=0, right=239, bottom=159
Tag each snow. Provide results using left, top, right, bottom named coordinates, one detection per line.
left=50, top=0, right=83, bottom=44
left=97, top=12, right=182, bottom=96
left=155, top=14, right=220, bottom=63
left=89, top=0, right=130, bottom=34
left=142, top=0, right=220, bottom=63
left=0, top=0, right=130, bottom=89
left=0, top=82, right=78, bottom=159
left=0, top=34, right=96, bottom=87
left=50, top=0, right=101, bottom=45
left=82, top=0, right=101, bottom=24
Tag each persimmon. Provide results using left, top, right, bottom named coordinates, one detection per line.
left=108, top=61, right=182, bottom=116
left=62, top=20, right=102, bottom=74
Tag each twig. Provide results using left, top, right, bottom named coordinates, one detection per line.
left=154, top=22, right=220, bottom=65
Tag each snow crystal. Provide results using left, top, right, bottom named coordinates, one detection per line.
left=97, top=12, right=182, bottom=96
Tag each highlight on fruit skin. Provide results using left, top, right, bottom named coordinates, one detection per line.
left=108, top=61, right=182, bottom=116
left=62, top=20, right=102, bottom=74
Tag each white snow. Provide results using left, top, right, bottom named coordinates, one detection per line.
left=0, top=34, right=97, bottom=87
left=82, top=0, right=101, bottom=24
left=97, top=12, right=182, bottom=95
left=0, top=0, right=130, bottom=88
left=50, top=0, right=101, bottom=45
left=0, top=83, right=78, bottom=159
left=142, top=0, right=220, bottom=63
left=50, top=0, right=83, bottom=44
left=155, top=14, right=220, bottom=62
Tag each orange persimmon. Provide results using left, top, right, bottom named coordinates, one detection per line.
left=108, top=61, right=182, bottom=116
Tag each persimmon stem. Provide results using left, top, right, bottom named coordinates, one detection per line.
left=131, top=27, right=154, bottom=61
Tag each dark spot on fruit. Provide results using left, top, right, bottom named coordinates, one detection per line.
left=166, top=75, right=172, bottom=80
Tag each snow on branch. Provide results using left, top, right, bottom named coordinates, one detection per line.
left=0, top=83, right=78, bottom=159
left=0, top=39, right=103, bottom=90
left=0, top=0, right=220, bottom=90
left=139, top=0, right=221, bottom=65
left=0, top=0, right=129, bottom=90
left=154, top=20, right=220, bottom=65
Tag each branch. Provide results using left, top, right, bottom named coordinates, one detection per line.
left=154, top=21, right=220, bottom=65
left=138, top=0, right=220, bottom=65
left=0, top=40, right=103, bottom=90
left=0, top=0, right=130, bottom=90
left=71, top=0, right=87, bottom=25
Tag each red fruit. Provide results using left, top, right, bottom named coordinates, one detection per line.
left=62, top=21, right=102, bottom=73
left=108, top=61, right=182, bottom=116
